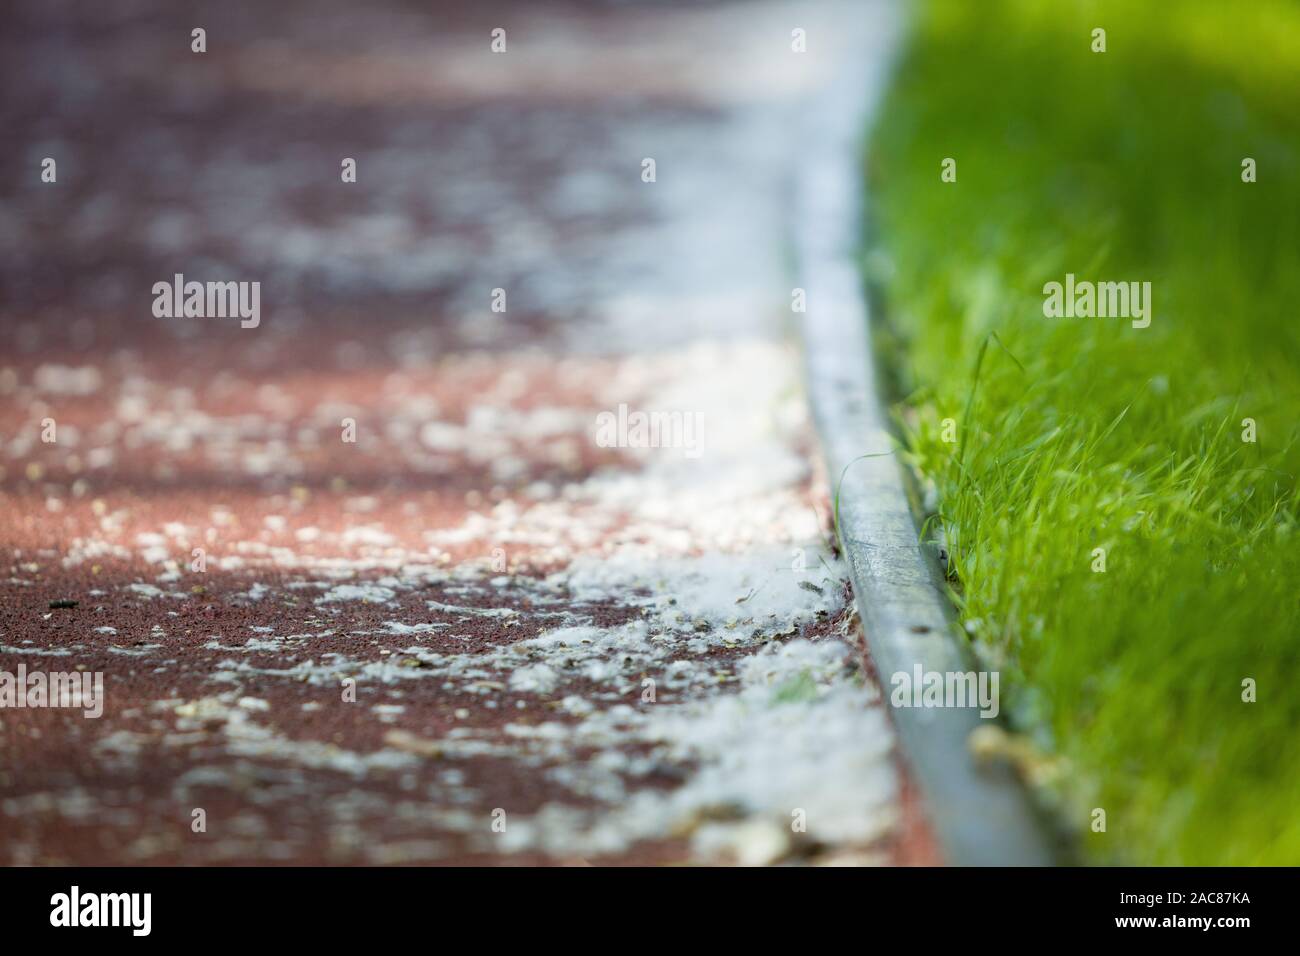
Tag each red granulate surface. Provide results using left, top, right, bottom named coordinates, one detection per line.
left=0, top=0, right=935, bottom=865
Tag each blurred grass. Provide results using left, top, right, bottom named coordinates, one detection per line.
left=868, top=0, right=1300, bottom=864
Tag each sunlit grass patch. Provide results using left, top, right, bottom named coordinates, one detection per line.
left=868, top=0, right=1300, bottom=864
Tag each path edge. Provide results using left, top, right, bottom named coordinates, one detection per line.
left=791, top=2, right=1066, bottom=867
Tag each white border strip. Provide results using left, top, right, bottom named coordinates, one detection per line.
left=793, top=0, right=1061, bottom=866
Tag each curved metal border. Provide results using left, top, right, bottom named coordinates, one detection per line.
left=792, top=2, right=1064, bottom=866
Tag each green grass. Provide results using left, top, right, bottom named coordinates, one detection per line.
left=868, top=0, right=1300, bottom=864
